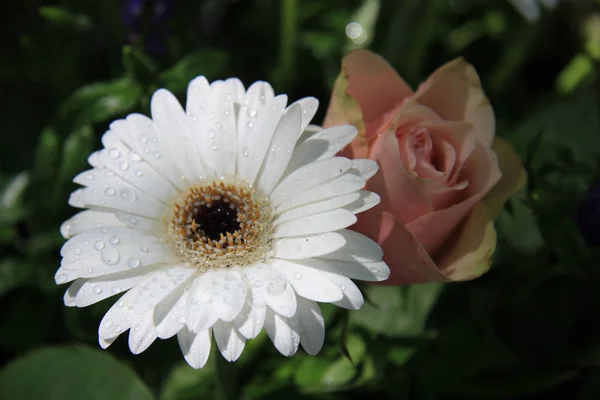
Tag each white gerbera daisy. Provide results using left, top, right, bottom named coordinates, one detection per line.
left=56, top=77, right=389, bottom=368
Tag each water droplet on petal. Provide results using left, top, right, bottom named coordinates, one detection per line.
left=139, top=134, right=148, bottom=144
left=104, top=187, right=116, bottom=196
left=127, top=257, right=140, bottom=268
left=109, top=148, right=120, bottom=159
left=74, top=247, right=82, bottom=255
left=94, top=287, right=102, bottom=294
left=119, top=161, right=129, bottom=171
left=243, top=147, right=249, bottom=157
left=293, top=272, right=302, bottom=280
left=101, top=249, right=120, bottom=266
left=208, top=129, right=217, bottom=139
left=247, top=108, right=257, bottom=118
left=140, top=244, right=149, bottom=253
left=120, top=188, right=136, bottom=203
left=134, top=169, right=143, bottom=177
left=94, top=240, right=105, bottom=250
left=57, top=274, right=67, bottom=283
left=109, top=236, right=120, bottom=245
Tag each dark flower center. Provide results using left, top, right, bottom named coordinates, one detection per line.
left=193, top=200, right=240, bottom=241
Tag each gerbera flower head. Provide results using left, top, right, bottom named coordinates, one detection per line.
left=56, top=77, right=390, bottom=368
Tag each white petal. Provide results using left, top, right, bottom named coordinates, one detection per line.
left=191, top=82, right=237, bottom=177
left=272, top=232, right=346, bottom=259
left=284, top=125, right=357, bottom=175
left=236, top=81, right=275, bottom=145
left=351, top=159, right=378, bottom=181
left=273, top=209, right=357, bottom=238
left=271, top=259, right=343, bottom=302
left=151, top=89, right=205, bottom=181
left=154, top=286, right=190, bottom=339
left=321, top=272, right=364, bottom=310
left=99, top=290, right=138, bottom=339
left=77, top=177, right=166, bottom=218
left=75, top=266, right=159, bottom=307
left=61, top=226, right=160, bottom=259
left=63, top=279, right=87, bottom=307
left=225, top=78, right=245, bottom=103
left=99, top=336, right=117, bottom=350
left=277, top=172, right=366, bottom=213
left=293, top=97, right=319, bottom=137
left=256, top=103, right=302, bottom=194
left=117, top=114, right=188, bottom=191
left=55, top=264, right=79, bottom=285
left=68, top=188, right=86, bottom=208
left=296, top=297, right=324, bottom=356
left=343, top=191, right=381, bottom=214
left=133, top=264, right=196, bottom=314
left=274, top=192, right=360, bottom=225
left=94, top=137, right=178, bottom=203
left=263, top=308, right=300, bottom=357
left=233, top=291, right=267, bottom=339
left=213, top=320, right=246, bottom=362
left=114, top=211, right=161, bottom=232
left=299, top=257, right=390, bottom=282
left=319, top=229, right=383, bottom=262
left=177, top=327, right=212, bottom=369
left=211, top=269, right=247, bottom=322
left=186, top=76, right=211, bottom=115
left=263, top=276, right=297, bottom=318
left=271, top=157, right=352, bottom=207
left=237, top=95, right=287, bottom=183
left=128, top=310, right=158, bottom=354
left=60, top=211, right=124, bottom=239
left=185, top=272, right=219, bottom=333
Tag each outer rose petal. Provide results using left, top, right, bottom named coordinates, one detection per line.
left=352, top=208, right=444, bottom=285
left=406, top=143, right=501, bottom=254
left=413, top=58, right=495, bottom=148
left=436, top=202, right=497, bottom=281
left=483, top=136, right=527, bottom=219
left=324, top=50, right=414, bottom=139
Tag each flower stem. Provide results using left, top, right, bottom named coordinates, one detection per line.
left=276, top=0, right=297, bottom=89
left=214, top=355, right=238, bottom=400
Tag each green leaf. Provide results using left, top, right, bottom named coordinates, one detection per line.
left=160, top=362, right=215, bottom=400
left=59, top=78, right=142, bottom=126
left=160, top=50, right=229, bottom=94
left=294, top=357, right=331, bottom=390
left=56, top=125, right=94, bottom=199
left=123, top=46, right=159, bottom=85
left=0, top=258, right=32, bottom=295
left=0, top=346, right=154, bottom=400
left=351, top=284, right=443, bottom=336
left=321, top=356, right=356, bottom=388
left=39, top=6, right=92, bottom=31
left=0, top=172, right=29, bottom=224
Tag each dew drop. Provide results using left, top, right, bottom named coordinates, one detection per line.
left=339, top=284, right=346, bottom=291
left=247, top=108, right=257, bottom=118
left=74, top=247, right=82, bottom=255
left=104, top=187, right=116, bottom=196
left=134, top=169, right=143, bottom=177
left=94, top=286, right=102, bottom=294
left=266, top=277, right=286, bottom=296
left=208, top=129, right=217, bottom=139
left=57, top=274, right=67, bottom=283
left=111, top=287, right=121, bottom=294
left=100, top=227, right=108, bottom=234
left=140, top=244, right=149, bottom=253
left=253, top=280, right=263, bottom=288
left=104, top=320, right=113, bottom=328
left=109, top=236, right=120, bottom=245
left=94, top=240, right=105, bottom=250
left=243, top=147, right=249, bottom=157
left=210, top=143, right=218, bottom=151
left=138, top=134, right=149, bottom=144
left=109, top=148, right=120, bottom=159
left=225, top=283, right=233, bottom=290
left=119, top=160, right=129, bottom=171
left=101, top=249, right=120, bottom=266
left=120, top=188, right=136, bottom=203
left=117, top=301, right=124, bottom=308
left=127, top=257, right=141, bottom=268
left=293, top=272, right=302, bottom=280
left=115, top=326, right=122, bottom=333
left=130, top=152, right=142, bottom=162
left=153, top=151, right=161, bottom=159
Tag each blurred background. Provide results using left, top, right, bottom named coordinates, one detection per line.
left=1, top=0, right=600, bottom=399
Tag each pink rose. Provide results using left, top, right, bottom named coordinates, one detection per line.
left=323, top=50, right=526, bottom=284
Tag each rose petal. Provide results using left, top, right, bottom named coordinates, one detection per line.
left=436, top=202, right=497, bottom=281
left=413, top=58, right=495, bottom=147
left=483, top=136, right=527, bottom=219
left=352, top=209, right=444, bottom=285
left=406, top=142, right=501, bottom=254
left=324, top=50, right=414, bottom=139
left=367, top=129, right=433, bottom=224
